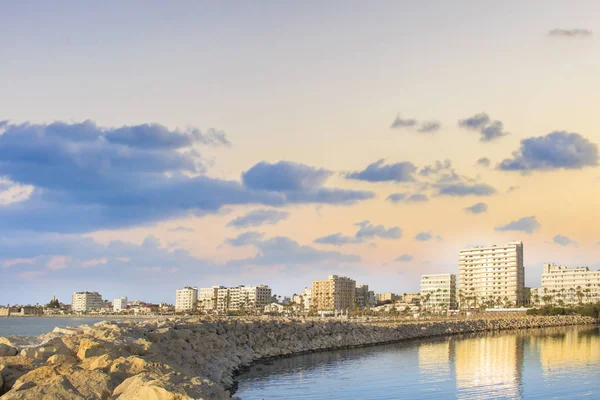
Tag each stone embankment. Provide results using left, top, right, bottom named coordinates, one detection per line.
left=0, top=315, right=596, bottom=399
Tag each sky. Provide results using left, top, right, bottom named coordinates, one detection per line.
left=1, top=1, right=599, bottom=305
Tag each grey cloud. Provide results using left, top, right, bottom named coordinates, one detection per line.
left=390, top=115, right=417, bottom=129
left=346, top=159, right=417, bottom=183
left=548, top=29, right=593, bottom=38
left=395, top=254, right=413, bottom=262
left=465, top=202, right=488, bottom=214
left=476, top=157, right=491, bottom=167
left=314, top=220, right=402, bottom=246
left=498, top=131, right=598, bottom=172
left=552, top=234, right=578, bottom=247
left=227, top=209, right=289, bottom=229
left=458, top=113, right=509, bottom=142
left=386, top=192, right=429, bottom=204
left=168, top=226, right=195, bottom=233
left=417, top=121, right=441, bottom=133
left=415, top=232, right=432, bottom=242
left=435, top=183, right=496, bottom=197
left=495, top=216, right=540, bottom=234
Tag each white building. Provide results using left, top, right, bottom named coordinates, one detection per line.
left=203, top=285, right=272, bottom=312
left=72, top=292, right=103, bottom=312
left=292, top=287, right=312, bottom=311
left=420, top=274, right=457, bottom=312
left=458, top=241, right=525, bottom=309
left=113, top=296, right=128, bottom=312
left=531, top=263, right=600, bottom=306
left=175, top=286, right=198, bottom=312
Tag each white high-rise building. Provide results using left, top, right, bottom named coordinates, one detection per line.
left=113, top=296, right=128, bottom=312
left=531, top=263, right=600, bottom=306
left=421, top=274, right=457, bottom=311
left=175, top=286, right=198, bottom=312
left=72, top=292, right=103, bottom=312
left=458, top=241, right=524, bottom=309
left=199, top=286, right=223, bottom=310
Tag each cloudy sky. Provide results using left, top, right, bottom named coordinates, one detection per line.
left=1, top=1, right=599, bottom=305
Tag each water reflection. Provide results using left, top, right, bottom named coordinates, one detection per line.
left=235, top=326, right=600, bottom=400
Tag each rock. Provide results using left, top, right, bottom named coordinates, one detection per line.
left=47, top=354, right=77, bottom=365
left=111, top=373, right=193, bottom=400
left=81, top=354, right=113, bottom=371
left=0, top=344, right=18, bottom=357
left=19, top=337, right=71, bottom=361
left=77, top=338, right=110, bottom=360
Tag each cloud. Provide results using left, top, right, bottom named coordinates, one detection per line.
left=386, top=192, right=429, bottom=204
left=227, top=209, right=289, bottom=229
left=494, top=216, right=540, bottom=234
left=224, top=231, right=265, bottom=247
left=498, top=132, right=598, bottom=172
left=547, top=29, right=593, bottom=38
left=465, top=202, right=488, bottom=214
left=395, top=254, right=413, bottom=262
left=507, top=186, right=520, bottom=193
left=435, top=183, right=496, bottom=197
left=390, top=115, right=417, bottom=129
left=417, top=121, right=441, bottom=133
left=227, top=235, right=361, bottom=267
left=419, top=160, right=452, bottom=177
left=476, top=157, right=491, bottom=168
left=47, top=256, right=72, bottom=271
left=314, top=220, right=402, bottom=246
left=314, top=233, right=360, bottom=246
left=415, top=232, right=432, bottom=242
left=346, top=159, right=417, bottom=183
left=168, top=226, right=195, bottom=233
left=0, top=121, right=374, bottom=233
left=458, top=113, right=509, bottom=142
left=552, top=234, right=578, bottom=247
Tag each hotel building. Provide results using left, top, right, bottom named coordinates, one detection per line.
left=72, top=291, right=103, bottom=312
left=530, top=263, right=600, bottom=306
left=201, top=285, right=272, bottom=312
left=311, top=275, right=356, bottom=311
left=175, top=286, right=198, bottom=312
left=113, top=296, right=128, bottom=312
left=458, top=241, right=525, bottom=309
left=420, top=274, right=457, bottom=311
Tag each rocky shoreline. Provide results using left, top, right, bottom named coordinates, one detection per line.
left=0, top=315, right=596, bottom=399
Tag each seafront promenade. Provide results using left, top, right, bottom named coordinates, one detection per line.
left=0, top=315, right=596, bottom=399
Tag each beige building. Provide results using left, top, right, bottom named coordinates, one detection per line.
left=175, top=286, right=198, bottom=312
left=531, top=263, right=600, bottom=306
left=458, top=241, right=525, bottom=309
left=72, top=291, right=103, bottom=312
left=403, top=292, right=421, bottom=305
left=355, top=285, right=372, bottom=308
left=199, top=286, right=223, bottom=310
left=292, top=287, right=312, bottom=311
left=420, top=274, right=457, bottom=311
left=312, top=275, right=356, bottom=311
left=375, top=292, right=397, bottom=304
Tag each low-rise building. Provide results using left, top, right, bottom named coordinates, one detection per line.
left=175, top=286, right=198, bottom=312
left=531, top=263, right=600, bottom=306
left=420, top=274, right=457, bottom=312
left=113, top=297, right=128, bottom=312
left=72, top=292, right=103, bottom=312
left=403, top=293, right=421, bottom=305
left=375, top=292, right=397, bottom=304
left=293, top=287, right=312, bottom=311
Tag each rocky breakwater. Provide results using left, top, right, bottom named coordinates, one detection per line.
left=0, top=315, right=595, bottom=399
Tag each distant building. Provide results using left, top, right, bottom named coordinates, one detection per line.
left=175, top=286, right=198, bottom=312
left=375, top=292, right=397, bottom=304
left=293, top=287, right=312, bottom=311
left=72, top=292, right=103, bottom=312
left=458, top=241, right=525, bottom=309
left=201, top=285, right=272, bottom=312
left=403, top=293, right=421, bottom=305
left=420, top=274, right=457, bottom=312
left=113, top=297, right=128, bottom=312
left=531, top=263, right=600, bottom=306
left=312, top=275, right=356, bottom=311
left=355, top=285, right=373, bottom=308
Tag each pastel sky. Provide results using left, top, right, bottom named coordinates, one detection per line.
left=1, top=1, right=599, bottom=305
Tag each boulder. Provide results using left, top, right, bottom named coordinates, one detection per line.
left=19, top=337, right=71, bottom=361
left=47, top=354, right=77, bottom=365
left=77, top=338, right=111, bottom=360
left=111, top=373, right=193, bottom=400
left=0, top=344, right=18, bottom=357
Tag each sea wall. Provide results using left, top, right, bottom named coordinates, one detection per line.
left=0, top=315, right=596, bottom=399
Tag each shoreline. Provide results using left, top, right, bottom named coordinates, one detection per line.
left=0, top=315, right=597, bottom=399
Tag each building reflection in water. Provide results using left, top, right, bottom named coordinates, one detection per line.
left=452, top=331, right=524, bottom=399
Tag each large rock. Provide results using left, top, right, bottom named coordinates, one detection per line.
left=0, top=344, right=18, bottom=357
left=19, top=337, right=71, bottom=361
left=111, top=373, right=192, bottom=400
left=77, top=338, right=111, bottom=360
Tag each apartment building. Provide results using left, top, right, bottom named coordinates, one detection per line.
left=175, top=286, right=198, bottom=312
left=375, top=292, right=397, bottom=304
left=355, top=285, right=372, bottom=308
left=113, top=296, right=128, bottom=312
left=420, top=274, right=457, bottom=311
left=311, top=275, right=356, bottom=311
left=72, top=292, right=103, bottom=312
left=292, top=287, right=312, bottom=311
left=403, top=293, right=421, bottom=305
left=458, top=241, right=525, bottom=309
left=203, top=285, right=272, bottom=312
left=531, top=263, right=600, bottom=306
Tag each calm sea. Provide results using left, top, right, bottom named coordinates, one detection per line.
left=235, top=325, right=600, bottom=400
left=0, top=317, right=124, bottom=336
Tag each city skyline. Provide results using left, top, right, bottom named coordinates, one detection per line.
left=1, top=1, right=600, bottom=304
